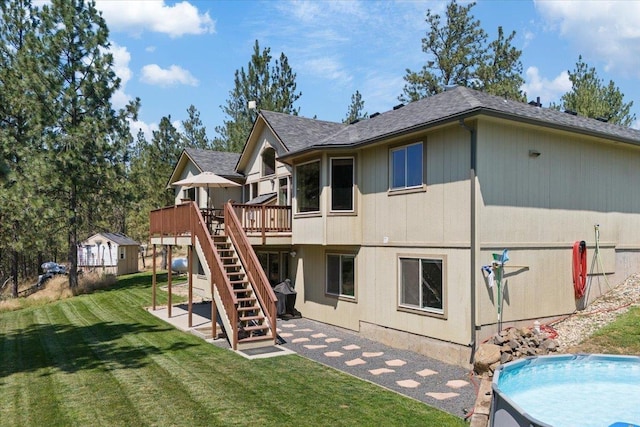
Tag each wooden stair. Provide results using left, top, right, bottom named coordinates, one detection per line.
left=212, top=235, right=273, bottom=348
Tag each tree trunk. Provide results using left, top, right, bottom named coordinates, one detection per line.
left=11, top=249, right=18, bottom=298
left=68, top=185, right=78, bottom=288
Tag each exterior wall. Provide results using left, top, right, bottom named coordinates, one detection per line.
left=173, top=162, right=202, bottom=205
left=242, top=127, right=292, bottom=203
left=475, top=118, right=640, bottom=333
left=290, top=124, right=475, bottom=364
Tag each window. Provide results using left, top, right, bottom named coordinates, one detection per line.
left=296, top=160, right=320, bottom=213
left=257, top=251, right=285, bottom=286
left=390, top=142, right=423, bottom=189
left=399, top=257, right=443, bottom=313
left=331, top=158, right=354, bottom=211
left=326, top=254, right=355, bottom=297
left=119, top=247, right=125, bottom=259
left=251, top=182, right=258, bottom=199
left=278, top=177, right=289, bottom=206
left=262, top=147, right=276, bottom=176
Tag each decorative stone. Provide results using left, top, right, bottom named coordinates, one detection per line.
left=474, top=343, right=502, bottom=374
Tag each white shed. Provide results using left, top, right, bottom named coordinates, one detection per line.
left=78, top=232, right=140, bottom=276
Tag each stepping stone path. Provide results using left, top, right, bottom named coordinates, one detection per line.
left=278, top=318, right=476, bottom=419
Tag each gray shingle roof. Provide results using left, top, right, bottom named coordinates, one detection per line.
left=96, top=232, right=139, bottom=246
left=266, top=87, right=640, bottom=159
left=260, top=110, right=346, bottom=152
left=185, top=148, right=242, bottom=177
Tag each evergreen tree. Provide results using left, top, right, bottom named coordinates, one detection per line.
left=401, top=0, right=523, bottom=102
left=554, top=56, right=635, bottom=126
left=0, top=0, right=49, bottom=296
left=475, top=26, right=524, bottom=100
left=38, top=0, right=134, bottom=288
left=181, top=104, right=211, bottom=149
left=214, top=40, right=301, bottom=152
left=343, top=90, right=368, bottom=124
left=149, top=116, right=181, bottom=208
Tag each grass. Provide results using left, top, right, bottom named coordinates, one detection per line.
left=0, top=271, right=465, bottom=427
left=570, top=306, right=640, bottom=355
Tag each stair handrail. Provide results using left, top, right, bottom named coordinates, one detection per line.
left=189, top=203, right=239, bottom=348
left=149, top=202, right=239, bottom=348
left=224, top=201, right=277, bottom=341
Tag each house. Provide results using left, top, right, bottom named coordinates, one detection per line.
left=150, top=86, right=640, bottom=366
left=78, top=232, right=140, bottom=276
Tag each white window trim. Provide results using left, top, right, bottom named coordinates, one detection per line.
left=389, top=142, right=423, bottom=190
left=329, top=156, right=355, bottom=213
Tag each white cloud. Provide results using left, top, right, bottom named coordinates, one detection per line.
left=521, top=66, right=571, bottom=106
left=129, top=118, right=157, bottom=141
left=108, top=42, right=132, bottom=109
left=95, top=1, right=215, bottom=38
left=140, top=64, right=199, bottom=87
left=534, top=0, right=640, bottom=77
left=303, top=57, right=351, bottom=84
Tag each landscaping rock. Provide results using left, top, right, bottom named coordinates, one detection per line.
left=474, top=343, right=501, bottom=375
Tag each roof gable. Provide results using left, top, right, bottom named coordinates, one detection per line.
left=167, top=148, right=242, bottom=187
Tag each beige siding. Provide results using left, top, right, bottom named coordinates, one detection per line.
left=241, top=126, right=292, bottom=202
left=359, top=126, right=470, bottom=246
left=476, top=119, right=640, bottom=330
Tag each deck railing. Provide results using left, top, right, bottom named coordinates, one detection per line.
left=150, top=202, right=239, bottom=348
left=224, top=202, right=277, bottom=342
left=231, top=204, right=291, bottom=244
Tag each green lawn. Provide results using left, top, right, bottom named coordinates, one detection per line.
left=572, top=306, right=640, bottom=355
left=0, top=272, right=465, bottom=427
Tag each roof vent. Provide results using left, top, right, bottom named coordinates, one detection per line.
left=370, top=112, right=380, bottom=118
left=444, top=84, right=458, bottom=91
left=528, top=97, right=542, bottom=107
left=564, top=109, right=577, bottom=116
left=393, top=103, right=404, bottom=110
left=349, top=119, right=360, bottom=124
left=596, top=117, right=609, bottom=123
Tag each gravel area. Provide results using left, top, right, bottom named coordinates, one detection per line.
left=551, top=273, right=640, bottom=351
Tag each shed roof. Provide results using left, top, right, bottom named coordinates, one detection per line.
left=86, top=232, right=139, bottom=246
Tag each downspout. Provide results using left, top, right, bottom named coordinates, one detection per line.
left=460, top=119, right=478, bottom=364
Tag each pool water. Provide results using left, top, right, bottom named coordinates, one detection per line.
left=494, top=355, right=640, bottom=427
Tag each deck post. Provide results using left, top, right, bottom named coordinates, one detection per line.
left=152, top=244, right=157, bottom=311
left=188, top=243, right=193, bottom=328
left=167, top=246, right=172, bottom=318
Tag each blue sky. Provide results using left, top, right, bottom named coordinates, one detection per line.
left=93, top=0, right=640, bottom=139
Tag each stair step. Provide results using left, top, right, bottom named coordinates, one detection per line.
left=242, top=323, right=270, bottom=332
left=240, top=315, right=265, bottom=322
left=237, top=297, right=256, bottom=304
left=238, top=333, right=274, bottom=344
left=238, top=306, right=259, bottom=312
left=229, top=279, right=248, bottom=285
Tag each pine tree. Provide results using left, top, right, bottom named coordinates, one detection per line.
left=343, top=90, right=368, bottom=124
left=554, top=56, right=635, bottom=126
left=0, top=0, right=49, bottom=296
left=214, top=40, right=301, bottom=152
left=38, top=0, right=134, bottom=288
left=181, top=104, right=211, bottom=149
left=401, top=0, right=523, bottom=102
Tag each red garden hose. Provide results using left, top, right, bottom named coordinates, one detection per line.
left=572, top=241, right=587, bottom=299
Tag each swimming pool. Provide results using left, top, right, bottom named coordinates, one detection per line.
left=491, top=354, right=640, bottom=427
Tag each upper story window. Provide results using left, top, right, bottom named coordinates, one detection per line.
left=262, top=147, right=276, bottom=176
left=390, top=142, right=423, bottom=189
left=295, top=160, right=320, bottom=213
left=330, top=157, right=354, bottom=212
